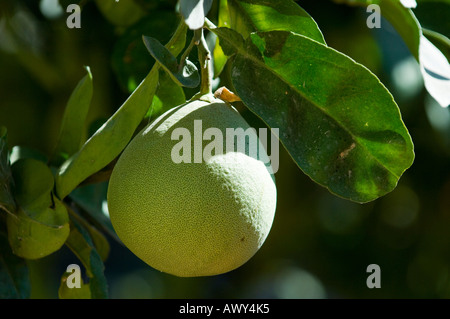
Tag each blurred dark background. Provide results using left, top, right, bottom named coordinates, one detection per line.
left=1, top=0, right=450, bottom=298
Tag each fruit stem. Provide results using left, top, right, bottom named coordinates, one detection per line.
left=196, top=28, right=214, bottom=100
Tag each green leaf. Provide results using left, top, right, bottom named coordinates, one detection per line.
left=210, top=26, right=246, bottom=56
left=228, top=0, right=325, bottom=43
left=180, top=0, right=213, bottom=29
left=381, top=0, right=421, bottom=59
left=0, top=231, right=30, bottom=299
left=7, top=159, right=70, bottom=259
left=143, top=36, right=200, bottom=88
left=7, top=200, right=70, bottom=260
left=213, top=0, right=231, bottom=77
left=213, top=0, right=326, bottom=78
left=0, top=127, right=16, bottom=215
left=229, top=30, right=414, bottom=203
left=55, top=70, right=159, bottom=200
left=11, top=159, right=54, bottom=209
left=55, top=21, right=189, bottom=200
left=52, top=67, right=93, bottom=166
left=65, top=214, right=108, bottom=299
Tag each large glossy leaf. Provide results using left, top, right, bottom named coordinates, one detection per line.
left=228, top=0, right=325, bottom=43
left=213, top=0, right=326, bottom=80
left=211, top=28, right=414, bottom=202
left=55, top=22, right=189, bottom=200
left=0, top=231, right=30, bottom=299
left=180, top=0, right=213, bottom=29
left=210, top=26, right=245, bottom=57
left=52, top=67, right=93, bottom=166
left=0, top=127, right=16, bottom=215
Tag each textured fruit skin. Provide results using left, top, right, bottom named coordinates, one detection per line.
left=107, top=99, right=277, bottom=277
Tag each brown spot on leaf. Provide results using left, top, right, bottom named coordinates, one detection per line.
left=339, top=142, right=356, bottom=159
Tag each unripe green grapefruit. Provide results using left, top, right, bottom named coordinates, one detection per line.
left=107, top=98, right=277, bottom=277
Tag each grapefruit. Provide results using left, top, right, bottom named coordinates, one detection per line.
left=107, top=98, right=277, bottom=277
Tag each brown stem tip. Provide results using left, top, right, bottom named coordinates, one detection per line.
left=214, top=87, right=242, bottom=103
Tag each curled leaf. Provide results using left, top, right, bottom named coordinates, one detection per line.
left=7, top=159, right=69, bottom=259
left=143, top=36, right=200, bottom=88
left=7, top=199, right=70, bottom=260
